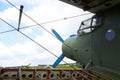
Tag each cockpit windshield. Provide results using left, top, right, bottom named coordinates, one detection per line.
left=77, top=16, right=103, bottom=35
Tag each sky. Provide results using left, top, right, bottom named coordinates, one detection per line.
left=0, top=0, right=94, bottom=67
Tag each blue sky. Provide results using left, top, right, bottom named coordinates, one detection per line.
left=0, top=0, right=93, bottom=67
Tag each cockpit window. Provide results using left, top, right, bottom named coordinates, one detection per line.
left=92, top=16, right=103, bottom=26
left=77, top=16, right=103, bottom=35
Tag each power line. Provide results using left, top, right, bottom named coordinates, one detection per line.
left=5, top=0, right=74, bottom=51
left=0, top=24, right=37, bottom=34
left=3, top=0, right=76, bottom=52
left=3, top=0, right=77, bottom=52
left=5, top=0, right=54, bottom=37
left=0, top=17, right=69, bottom=66
left=4, top=0, right=92, bottom=36
left=0, top=13, right=92, bottom=34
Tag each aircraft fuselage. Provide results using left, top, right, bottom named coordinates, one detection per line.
left=62, top=5, right=120, bottom=80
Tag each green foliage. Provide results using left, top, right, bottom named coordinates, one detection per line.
left=54, top=64, right=81, bottom=70
left=20, top=64, right=81, bottom=70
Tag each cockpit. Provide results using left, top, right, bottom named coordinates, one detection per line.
left=77, top=15, right=103, bottom=35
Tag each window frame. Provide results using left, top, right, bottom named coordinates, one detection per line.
left=77, top=15, right=104, bottom=35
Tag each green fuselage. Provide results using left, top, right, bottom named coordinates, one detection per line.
left=62, top=5, right=120, bottom=80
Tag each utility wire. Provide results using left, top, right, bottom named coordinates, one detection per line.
left=0, top=24, right=38, bottom=34
left=4, top=0, right=74, bottom=51
left=5, top=0, right=54, bottom=37
left=0, top=17, right=68, bottom=66
left=4, top=0, right=92, bottom=37
left=0, top=13, right=92, bottom=34
left=5, top=0, right=74, bottom=51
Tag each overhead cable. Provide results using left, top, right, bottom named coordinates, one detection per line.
left=0, top=12, right=92, bottom=34
left=3, top=0, right=75, bottom=51
left=0, top=17, right=68, bottom=65
left=5, top=0, right=54, bottom=37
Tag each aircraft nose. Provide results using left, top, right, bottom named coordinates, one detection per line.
left=62, top=35, right=78, bottom=61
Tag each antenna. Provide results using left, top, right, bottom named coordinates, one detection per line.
left=18, top=5, right=24, bottom=31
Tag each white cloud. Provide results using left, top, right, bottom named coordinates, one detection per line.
left=0, top=7, right=18, bottom=22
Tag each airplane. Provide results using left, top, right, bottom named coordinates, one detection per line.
left=51, top=0, right=120, bottom=80
left=1, top=0, right=120, bottom=79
